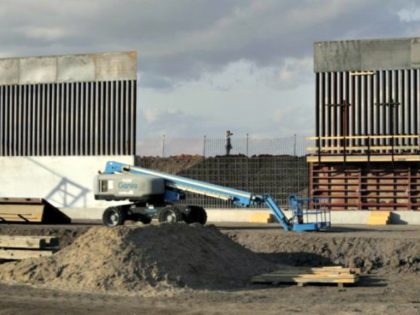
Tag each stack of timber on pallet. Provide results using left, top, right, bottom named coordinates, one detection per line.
left=0, top=198, right=71, bottom=224
left=367, top=211, right=391, bottom=225
left=251, top=266, right=360, bottom=287
left=0, top=235, right=59, bottom=260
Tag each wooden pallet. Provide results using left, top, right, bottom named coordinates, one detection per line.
left=251, top=266, right=360, bottom=287
left=0, top=235, right=59, bottom=260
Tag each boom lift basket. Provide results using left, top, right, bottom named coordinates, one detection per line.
left=288, top=195, right=331, bottom=231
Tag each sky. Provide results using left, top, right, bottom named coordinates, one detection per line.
left=1, top=0, right=420, bottom=143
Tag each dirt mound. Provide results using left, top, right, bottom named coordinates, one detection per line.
left=226, top=232, right=419, bottom=274
left=0, top=224, right=273, bottom=295
left=136, top=155, right=204, bottom=174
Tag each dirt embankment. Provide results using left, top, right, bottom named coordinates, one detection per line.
left=136, top=155, right=309, bottom=206
left=135, top=155, right=204, bottom=174
left=225, top=231, right=420, bottom=274
left=0, top=224, right=273, bottom=295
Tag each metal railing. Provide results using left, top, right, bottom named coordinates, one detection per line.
left=307, top=134, right=420, bottom=162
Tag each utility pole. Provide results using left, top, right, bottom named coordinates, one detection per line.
left=161, top=134, right=166, bottom=158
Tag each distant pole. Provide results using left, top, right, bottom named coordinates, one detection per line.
left=293, top=134, right=297, bottom=156
left=203, top=135, right=207, bottom=157
left=246, top=133, right=249, bottom=156
left=161, top=134, right=166, bottom=157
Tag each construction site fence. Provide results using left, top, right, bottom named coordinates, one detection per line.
left=137, top=135, right=310, bottom=157
left=136, top=135, right=309, bottom=208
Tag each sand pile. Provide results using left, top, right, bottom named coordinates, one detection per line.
left=227, top=232, right=419, bottom=273
left=0, top=224, right=273, bottom=294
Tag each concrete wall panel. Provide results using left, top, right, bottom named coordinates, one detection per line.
left=0, top=51, right=137, bottom=85
left=411, top=38, right=420, bottom=68
left=314, top=41, right=361, bottom=72
left=95, top=51, right=137, bottom=81
left=0, top=155, right=134, bottom=208
left=0, top=58, right=19, bottom=85
left=57, top=55, right=95, bottom=82
left=315, top=37, right=420, bottom=72
left=20, top=57, right=57, bottom=84
left=360, top=39, right=411, bottom=70
left=59, top=208, right=420, bottom=224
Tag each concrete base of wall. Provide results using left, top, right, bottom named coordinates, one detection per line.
left=61, top=207, right=420, bottom=225
left=0, top=156, right=134, bottom=209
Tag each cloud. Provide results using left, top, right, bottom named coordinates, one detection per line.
left=140, top=73, right=175, bottom=90
left=398, top=5, right=420, bottom=22
left=139, top=107, right=223, bottom=137
left=0, top=0, right=417, bottom=89
left=19, top=26, right=70, bottom=41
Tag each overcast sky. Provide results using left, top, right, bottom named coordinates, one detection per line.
left=1, top=0, right=420, bottom=141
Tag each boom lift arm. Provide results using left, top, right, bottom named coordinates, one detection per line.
left=97, top=161, right=330, bottom=231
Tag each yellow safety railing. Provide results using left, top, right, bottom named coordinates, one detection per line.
left=306, top=134, right=420, bottom=157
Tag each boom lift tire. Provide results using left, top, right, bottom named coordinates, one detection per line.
left=183, top=205, right=207, bottom=225
left=103, top=206, right=126, bottom=227
left=158, top=206, right=183, bottom=223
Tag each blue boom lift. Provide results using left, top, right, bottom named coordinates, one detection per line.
left=94, top=161, right=330, bottom=232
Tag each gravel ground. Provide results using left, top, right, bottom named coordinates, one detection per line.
left=0, top=223, right=418, bottom=314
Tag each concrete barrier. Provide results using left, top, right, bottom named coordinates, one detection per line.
left=61, top=207, right=420, bottom=225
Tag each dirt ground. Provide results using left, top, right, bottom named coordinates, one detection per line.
left=0, top=223, right=419, bottom=315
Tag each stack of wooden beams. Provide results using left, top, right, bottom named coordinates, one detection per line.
left=251, top=266, right=360, bottom=287
left=367, top=211, right=391, bottom=225
left=0, top=235, right=59, bottom=260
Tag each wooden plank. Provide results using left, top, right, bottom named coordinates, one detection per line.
left=308, top=135, right=420, bottom=140
left=307, top=145, right=419, bottom=151
left=0, top=197, right=44, bottom=204
left=0, top=249, right=53, bottom=260
left=307, top=155, right=420, bottom=163
left=265, top=272, right=356, bottom=278
left=251, top=276, right=357, bottom=285
left=367, top=211, right=390, bottom=225
left=252, top=274, right=357, bottom=280
left=0, top=204, right=44, bottom=222
left=271, top=266, right=360, bottom=274
left=0, top=235, right=59, bottom=249
left=251, top=266, right=359, bottom=286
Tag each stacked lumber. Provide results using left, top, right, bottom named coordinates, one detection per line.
left=0, top=197, right=71, bottom=223
left=249, top=212, right=275, bottom=223
left=367, top=211, right=391, bottom=225
left=0, top=235, right=59, bottom=260
left=251, top=266, right=360, bottom=287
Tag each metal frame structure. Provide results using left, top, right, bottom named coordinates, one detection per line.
left=0, top=51, right=137, bottom=156
left=309, top=38, right=420, bottom=210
